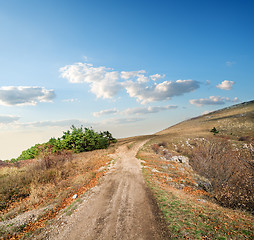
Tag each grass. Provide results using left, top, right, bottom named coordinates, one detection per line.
left=0, top=144, right=117, bottom=239
left=148, top=101, right=254, bottom=213
left=1, top=100, right=253, bottom=239
left=142, top=166, right=254, bottom=239
left=138, top=101, right=254, bottom=239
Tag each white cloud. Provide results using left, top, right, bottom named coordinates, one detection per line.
left=150, top=73, right=165, bottom=81
left=60, top=62, right=123, bottom=99
left=226, top=61, right=235, bottom=67
left=189, top=96, right=239, bottom=107
left=206, top=80, right=211, bottom=85
left=93, top=105, right=177, bottom=117
left=121, top=70, right=149, bottom=83
left=123, top=105, right=177, bottom=115
left=121, top=70, right=146, bottom=79
left=102, top=117, right=144, bottom=125
left=125, top=79, right=200, bottom=104
left=93, top=108, right=119, bottom=117
left=60, top=62, right=200, bottom=103
left=62, top=98, right=79, bottom=103
left=1, top=119, right=89, bottom=129
left=0, top=115, right=20, bottom=124
left=0, top=86, right=55, bottom=106
left=216, top=80, right=235, bottom=90
left=24, top=119, right=89, bottom=128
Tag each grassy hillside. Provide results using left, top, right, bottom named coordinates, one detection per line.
left=1, top=101, right=253, bottom=239
left=157, top=100, right=254, bottom=140
left=139, top=100, right=254, bottom=239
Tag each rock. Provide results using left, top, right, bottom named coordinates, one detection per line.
left=169, top=156, right=189, bottom=164
left=72, top=194, right=78, bottom=199
left=197, top=179, right=213, bottom=192
left=161, top=165, right=168, bottom=170
left=175, top=183, right=185, bottom=189
left=151, top=168, right=160, bottom=173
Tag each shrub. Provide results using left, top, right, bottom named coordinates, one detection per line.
left=14, top=126, right=117, bottom=161
left=152, top=144, right=160, bottom=153
left=190, top=140, right=254, bottom=212
left=210, top=127, right=219, bottom=135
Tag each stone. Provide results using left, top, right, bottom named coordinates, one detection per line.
left=72, top=194, right=78, bottom=199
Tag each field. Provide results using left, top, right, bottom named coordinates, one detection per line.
left=0, top=146, right=117, bottom=239
left=138, top=100, right=254, bottom=239
left=0, top=100, right=253, bottom=239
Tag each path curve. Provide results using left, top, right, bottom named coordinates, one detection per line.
left=47, top=141, right=169, bottom=240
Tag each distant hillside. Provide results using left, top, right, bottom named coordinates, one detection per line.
left=156, top=100, right=254, bottom=141
left=147, top=100, right=254, bottom=213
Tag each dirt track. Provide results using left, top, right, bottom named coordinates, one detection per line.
left=47, top=141, right=169, bottom=240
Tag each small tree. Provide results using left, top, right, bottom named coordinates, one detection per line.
left=210, top=127, right=219, bottom=135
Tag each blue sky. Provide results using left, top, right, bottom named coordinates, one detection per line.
left=0, top=0, right=253, bottom=159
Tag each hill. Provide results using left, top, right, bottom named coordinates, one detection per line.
left=137, top=100, right=254, bottom=238
left=1, top=100, right=253, bottom=239
left=157, top=100, right=254, bottom=140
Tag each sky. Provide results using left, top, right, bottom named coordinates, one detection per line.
left=0, top=0, right=253, bottom=160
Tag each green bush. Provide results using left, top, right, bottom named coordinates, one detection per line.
left=14, top=126, right=117, bottom=161
left=210, top=127, right=219, bottom=135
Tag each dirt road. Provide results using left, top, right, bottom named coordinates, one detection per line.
left=47, top=141, right=169, bottom=240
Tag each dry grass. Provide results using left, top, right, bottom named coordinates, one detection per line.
left=138, top=141, right=254, bottom=239
left=138, top=101, right=254, bottom=238
left=188, top=139, right=254, bottom=212
left=0, top=145, right=116, bottom=239
left=148, top=101, right=254, bottom=213
left=157, top=100, right=254, bottom=140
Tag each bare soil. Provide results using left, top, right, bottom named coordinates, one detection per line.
left=44, top=140, right=170, bottom=240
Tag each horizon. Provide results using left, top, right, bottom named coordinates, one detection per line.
left=0, top=0, right=253, bottom=160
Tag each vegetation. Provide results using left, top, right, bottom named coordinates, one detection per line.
left=139, top=139, right=254, bottom=239
left=0, top=146, right=116, bottom=238
left=0, top=126, right=117, bottom=238
left=144, top=171, right=254, bottom=239
left=1, top=101, right=254, bottom=239
left=138, top=101, right=254, bottom=238
left=12, top=125, right=117, bottom=162
left=210, top=127, right=219, bottom=135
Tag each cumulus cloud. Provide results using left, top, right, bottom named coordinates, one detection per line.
left=60, top=62, right=200, bottom=103
left=189, top=96, right=239, bottom=107
left=125, top=79, right=200, bottom=104
left=0, top=86, right=55, bottom=106
left=121, top=70, right=149, bottom=83
left=150, top=73, right=165, bottom=81
left=0, top=115, right=20, bottom=124
left=93, top=108, right=119, bottom=117
left=59, top=63, right=123, bottom=99
left=121, top=70, right=146, bottom=79
left=216, top=80, right=235, bottom=90
left=123, top=105, right=177, bottom=115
